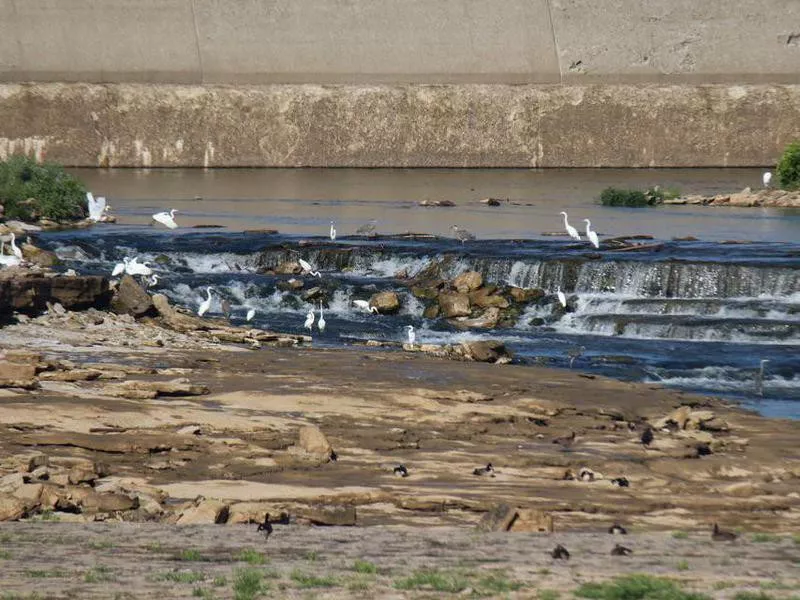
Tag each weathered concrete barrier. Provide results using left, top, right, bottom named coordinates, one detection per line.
left=1, top=83, right=798, bottom=168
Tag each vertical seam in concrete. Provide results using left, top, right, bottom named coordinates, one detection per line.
left=544, top=0, right=562, bottom=84
left=189, top=0, right=205, bottom=84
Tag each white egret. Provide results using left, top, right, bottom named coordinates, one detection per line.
left=246, top=308, right=256, bottom=322
left=762, top=171, right=772, bottom=188
left=330, top=221, right=337, bottom=241
left=755, top=359, right=770, bottom=397
left=584, top=219, right=600, bottom=249
left=146, top=274, right=159, bottom=289
left=126, top=257, right=153, bottom=277
left=8, top=233, right=23, bottom=260
left=556, top=287, right=567, bottom=308
left=0, top=254, right=21, bottom=267
left=152, top=209, right=179, bottom=229
left=353, top=299, right=379, bottom=314
left=111, top=257, right=129, bottom=277
left=86, top=192, right=107, bottom=222
left=318, top=303, right=326, bottom=333
left=451, top=225, right=476, bottom=243
left=405, top=325, right=416, bottom=345
left=197, top=287, right=213, bottom=317
left=298, top=258, right=321, bottom=277
left=303, top=308, right=315, bottom=332
left=559, top=211, right=581, bottom=241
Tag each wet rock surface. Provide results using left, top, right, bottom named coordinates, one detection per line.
left=669, top=187, right=800, bottom=207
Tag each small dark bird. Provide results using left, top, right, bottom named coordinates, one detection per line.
left=609, top=523, right=627, bottom=535
left=473, top=463, right=495, bottom=477
left=711, top=523, right=738, bottom=542
left=256, top=513, right=273, bottom=540
left=579, top=468, right=595, bottom=482
left=221, top=299, right=232, bottom=321
left=329, top=450, right=338, bottom=461
left=551, top=544, right=570, bottom=560
left=611, top=477, right=630, bottom=487
left=552, top=431, right=576, bottom=449
left=641, top=427, right=654, bottom=447
left=611, top=544, right=633, bottom=556
left=393, top=464, right=409, bottom=478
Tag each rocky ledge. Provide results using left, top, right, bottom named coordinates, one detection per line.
left=667, top=187, right=800, bottom=208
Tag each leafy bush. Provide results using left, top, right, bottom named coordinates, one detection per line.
left=776, top=141, right=800, bottom=189
left=575, top=574, right=711, bottom=600
left=599, top=186, right=679, bottom=207
left=0, top=154, right=86, bottom=221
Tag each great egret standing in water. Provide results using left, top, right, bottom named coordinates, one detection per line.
left=111, top=257, right=129, bottom=277
left=330, top=221, right=337, bottom=241
left=763, top=171, right=772, bottom=188
left=584, top=219, right=600, bottom=249
left=146, top=274, right=159, bottom=289
left=451, top=225, right=476, bottom=243
left=86, top=192, right=107, bottom=222
left=568, top=346, right=586, bottom=368
left=304, top=308, right=315, bottom=332
left=298, top=258, right=321, bottom=277
left=318, top=303, right=326, bottom=333
left=198, top=287, right=213, bottom=317
left=153, top=209, right=179, bottom=229
left=246, top=308, right=256, bottom=322
left=126, top=257, right=153, bottom=277
left=405, top=325, right=416, bottom=345
left=8, top=233, right=22, bottom=260
left=556, top=286, right=567, bottom=308
left=559, top=212, right=581, bottom=241
left=353, top=299, right=379, bottom=314
left=755, top=359, right=770, bottom=397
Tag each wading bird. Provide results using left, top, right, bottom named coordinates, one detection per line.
left=8, top=233, right=23, bottom=260
left=197, top=287, right=213, bottom=317
left=304, top=308, right=315, bottom=332
left=86, top=192, right=107, bottom=222
left=111, top=257, right=129, bottom=277
left=152, top=208, right=179, bottom=229
left=246, top=307, right=256, bottom=322
left=584, top=219, right=600, bottom=249
left=567, top=345, right=585, bottom=368
left=763, top=171, right=773, bottom=188
left=146, top=274, right=159, bottom=289
left=353, top=299, right=379, bottom=314
left=317, top=303, right=326, bottom=333
left=405, top=324, right=415, bottom=345
left=560, top=211, right=581, bottom=241
left=221, top=298, right=232, bottom=321
left=329, top=221, right=337, bottom=241
left=298, top=258, right=321, bottom=278
left=755, top=359, right=770, bottom=397
left=556, top=286, right=567, bottom=308
left=126, top=257, right=153, bottom=277
left=451, top=225, right=476, bottom=243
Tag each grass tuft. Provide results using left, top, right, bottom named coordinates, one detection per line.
left=751, top=533, right=781, bottom=543
left=539, top=591, right=560, bottom=600
left=156, top=570, right=207, bottom=584
left=676, top=560, right=689, bottom=571
left=352, top=559, right=378, bottom=574
left=672, top=531, right=689, bottom=539
left=575, top=574, right=711, bottom=600
left=178, top=549, right=207, bottom=562
left=233, top=568, right=266, bottom=600
left=394, top=569, right=469, bottom=593
left=290, top=569, right=338, bottom=588
left=236, top=549, right=266, bottom=565
left=84, top=565, right=116, bottom=583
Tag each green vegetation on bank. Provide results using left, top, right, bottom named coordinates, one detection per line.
left=575, top=574, right=711, bottom=600
left=776, top=141, right=800, bottom=190
left=599, top=186, right=679, bottom=207
left=0, top=154, right=86, bottom=221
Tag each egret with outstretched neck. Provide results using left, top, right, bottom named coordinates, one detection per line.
left=556, top=286, right=567, bottom=308
left=9, top=233, right=22, bottom=260
left=318, top=303, right=326, bottom=333
left=405, top=325, right=416, bottom=345
left=153, top=209, right=179, bottom=229
left=330, top=221, right=337, bottom=241
left=560, top=212, right=581, bottom=241
left=584, top=219, right=600, bottom=249
left=146, top=274, right=159, bottom=289
left=755, top=359, right=770, bottom=397
left=197, top=287, right=213, bottom=317
left=298, top=258, right=321, bottom=277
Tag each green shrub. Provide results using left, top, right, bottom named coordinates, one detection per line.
left=575, top=574, right=711, bottom=600
left=0, top=154, right=86, bottom=221
left=599, top=186, right=679, bottom=207
left=776, top=141, right=800, bottom=189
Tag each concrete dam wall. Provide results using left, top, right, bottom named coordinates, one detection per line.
left=0, top=0, right=799, bottom=167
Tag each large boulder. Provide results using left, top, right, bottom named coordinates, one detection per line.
left=369, top=291, right=401, bottom=314
left=0, top=270, right=110, bottom=314
left=295, top=504, right=356, bottom=526
left=0, top=493, right=27, bottom=521
left=177, top=497, right=229, bottom=524
left=110, top=275, right=156, bottom=318
left=21, top=244, right=60, bottom=268
left=297, top=425, right=332, bottom=456
left=452, top=307, right=501, bottom=329
left=453, top=271, right=483, bottom=293
left=461, top=340, right=513, bottom=363
left=438, top=292, right=471, bottom=318
left=470, top=288, right=510, bottom=309
left=0, top=361, right=38, bottom=389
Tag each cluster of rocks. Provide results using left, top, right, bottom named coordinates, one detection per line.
left=667, top=187, right=800, bottom=208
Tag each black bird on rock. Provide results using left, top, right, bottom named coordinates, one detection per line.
left=610, top=477, right=630, bottom=487
left=641, top=427, right=654, bottom=447
left=611, top=544, right=633, bottom=556
left=393, top=464, right=409, bottom=478
left=473, top=463, right=495, bottom=477
left=609, top=523, right=628, bottom=535
left=551, top=544, right=570, bottom=560
left=257, top=513, right=273, bottom=540
left=711, top=523, right=738, bottom=542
